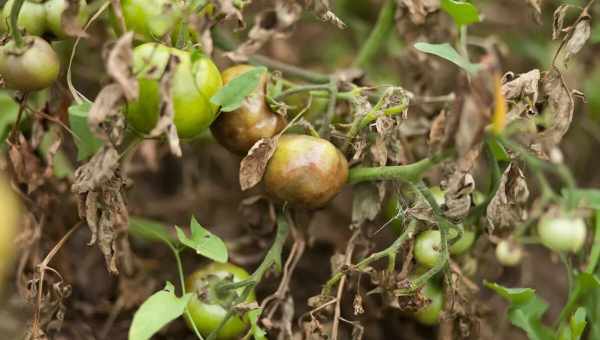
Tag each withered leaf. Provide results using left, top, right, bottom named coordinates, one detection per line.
left=397, top=0, right=440, bottom=25
left=553, top=5, right=572, bottom=40
left=563, top=19, right=591, bottom=65
left=107, top=32, right=138, bottom=102
left=88, top=84, right=126, bottom=144
left=526, top=0, right=542, bottom=23
left=72, top=146, right=119, bottom=194
left=501, top=69, right=540, bottom=119
left=8, top=134, right=45, bottom=193
left=351, top=182, right=385, bottom=228
left=149, top=55, right=182, bottom=157
left=302, top=0, right=346, bottom=28
left=538, top=69, right=574, bottom=148
left=486, top=163, right=529, bottom=235
left=59, top=0, right=89, bottom=38
left=239, top=137, right=278, bottom=191
left=444, top=173, right=475, bottom=220
left=225, top=3, right=302, bottom=62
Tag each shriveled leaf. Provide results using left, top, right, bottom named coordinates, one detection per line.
left=239, top=137, right=278, bottom=191
left=538, top=69, right=574, bottom=147
left=88, top=84, right=127, bottom=145
left=441, top=0, right=480, bottom=26
left=444, top=172, right=474, bottom=219
left=149, top=55, right=182, bottom=157
left=352, top=183, right=385, bottom=228
left=107, top=32, right=138, bottom=102
left=501, top=69, right=541, bottom=120
left=303, top=0, right=345, bottom=28
left=211, top=66, right=267, bottom=112
left=225, top=3, right=302, bottom=62
left=176, top=216, right=228, bottom=263
left=414, top=42, right=481, bottom=75
left=526, top=0, right=542, bottom=23
left=553, top=5, right=572, bottom=40
left=563, top=19, right=591, bottom=65
left=128, top=282, right=192, bottom=340
left=397, top=0, right=440, bottom=24
left=8, top=134, right=45, bottom=193
left=486, top=163, right=529, bottom=235
left=68, top=101, right=103, bottom=161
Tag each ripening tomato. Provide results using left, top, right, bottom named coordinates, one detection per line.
left=211, top=65, right=286, bottom=155
left=264, top=134, right=348, bottom=209
left=125, top=43, right=223, bottom=139
left=185, top=262, right=255, bottom=340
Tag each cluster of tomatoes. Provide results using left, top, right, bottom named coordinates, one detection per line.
left=0, top=1, right=591, bottom=339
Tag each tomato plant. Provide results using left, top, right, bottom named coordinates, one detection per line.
left=264, top=134, right=348, bottom=209
left=125, top=43, right=222, bottom=139
left=0, top=36, right=60, bottom=91
left=211, top=64, right=286, bottom=155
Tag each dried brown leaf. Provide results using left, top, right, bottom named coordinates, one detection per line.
left=225, top=3, right=302, bottom=62
left=59, top=0, right=88, bottom=38
left=486, top=163, right=529, bottom=235
left=397, top=0, right=440, bottom=25
left=525, top=0, right=542, bottom=23
left=553, top=5, right=572, bottom=40
left=351, top=183, right=385, bottom=228
left=444, top=173, right=475, bottom=220
left=8, top=134, right=45, bottom=193
left=563, top=19, right=591, bottom=65
left=302, top=0, right=346, bottom=28
left=149, top=55, right=182, bottom=157
left=240, top=137, right=278, bottom=191
left=501, top=69, right=540, bottom=119
left=538, top=69, right=574, bottom=147
left=107, top=32, right=138, bottom=102
left=88, top=84, right=126, bottom=144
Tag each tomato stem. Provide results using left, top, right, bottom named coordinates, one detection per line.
left=9, top=0, right=25, bottom=47
left=352, top=0, right=396, bottom=68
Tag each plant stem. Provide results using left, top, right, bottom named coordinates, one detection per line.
left=251, top=212, right=290, bottom=281
left=273, top=84, right=332, bottom=101
left=9, top=0, right=25, bottom=47
left=323, top=221, right=416, bottom=295
left=353, top=0, right=396, bottom=68
left=319, top=77, right=338, bottom=136
left=347, top=151, right=452, bottom=184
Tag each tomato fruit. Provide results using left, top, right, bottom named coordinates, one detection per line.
left=264, top=134, right=348, bottom=209
left=44, top=0, right=88, bottom=38
left=414, top=228, right=474, bottom=267
left=0, top=36, right=60, bottom=92
left=211, top=65, right=286, bottom=155
left=538, top=215, right=587, bottom=253
left=114, top=0, right=183, bottom=41
left=413, top=281, right=443, bottom=326
left=1, top=0, right=46, bottom=36
left=125, top=43, right=222, bottom=139
left=495, top=240, right=523, bottom=267
left=185, top=262, right=255, bottom=340
left=0, top=175, right=19, bottom=290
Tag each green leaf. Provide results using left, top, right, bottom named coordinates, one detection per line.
left=441, top=0, right=480, bottom=26
left=68, top=101, right=103, bottom=161
left=128, top=282, right=192, bottom=340
left=176, top=216, right=228, bottom=263
left=129, top=217, right=179, bottom=245
left=414, top=42, right=481, bottom=75
left=210, top=66, right=267, bottom=112
left=563, top=189, right=600, bottom=210
left=485, top=282, right=553, bottom=340
left=0, top=91, right=19, bottom=142
left=248, top=308, right=267, bottom=340
left=570, top=307, right=587, bottom=340
left=586, top=281, right=600, bottom=340
left=487, top=135, right=510, bottom=162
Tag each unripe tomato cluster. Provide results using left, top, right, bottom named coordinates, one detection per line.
left=125, top=43, right=223, bottom=139
left=0, top=0, right=88, bottom=38
left=185, top=262, right=255, bottom=339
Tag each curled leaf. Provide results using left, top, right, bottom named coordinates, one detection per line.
left=239, top=137, right=278, bottom=191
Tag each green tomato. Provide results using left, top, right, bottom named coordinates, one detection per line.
left=495, top=240, right=523, bottom=267
left=264, top=134, right=349, bottom=209
left=0, top=175, right=19, bottom=291
left=538, top=216, right=587, bottom=253
left=211, top=65, right=286, bottom=155
left=0, top=36, right=60, bottom=92
left=448, top=228, right=476, bottom=256
left=44, top=0, right=89, bottom=38
left=185, top=262, right=255, bottom=340
left=114, top=0, right=183, bottom=41
left=382, top=193, right=404, bottom=235
left=414, top=228, right=475, bottom=267
left=413, top=281, right=443, bottom=326
left=1, top=0, right=46, bottom=36
left=125, top=43, right=223, bottom=139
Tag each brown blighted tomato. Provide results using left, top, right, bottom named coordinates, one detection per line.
left=210, top=65, right=286, bottom=155
left=264, top=134, right=348, bottom=209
